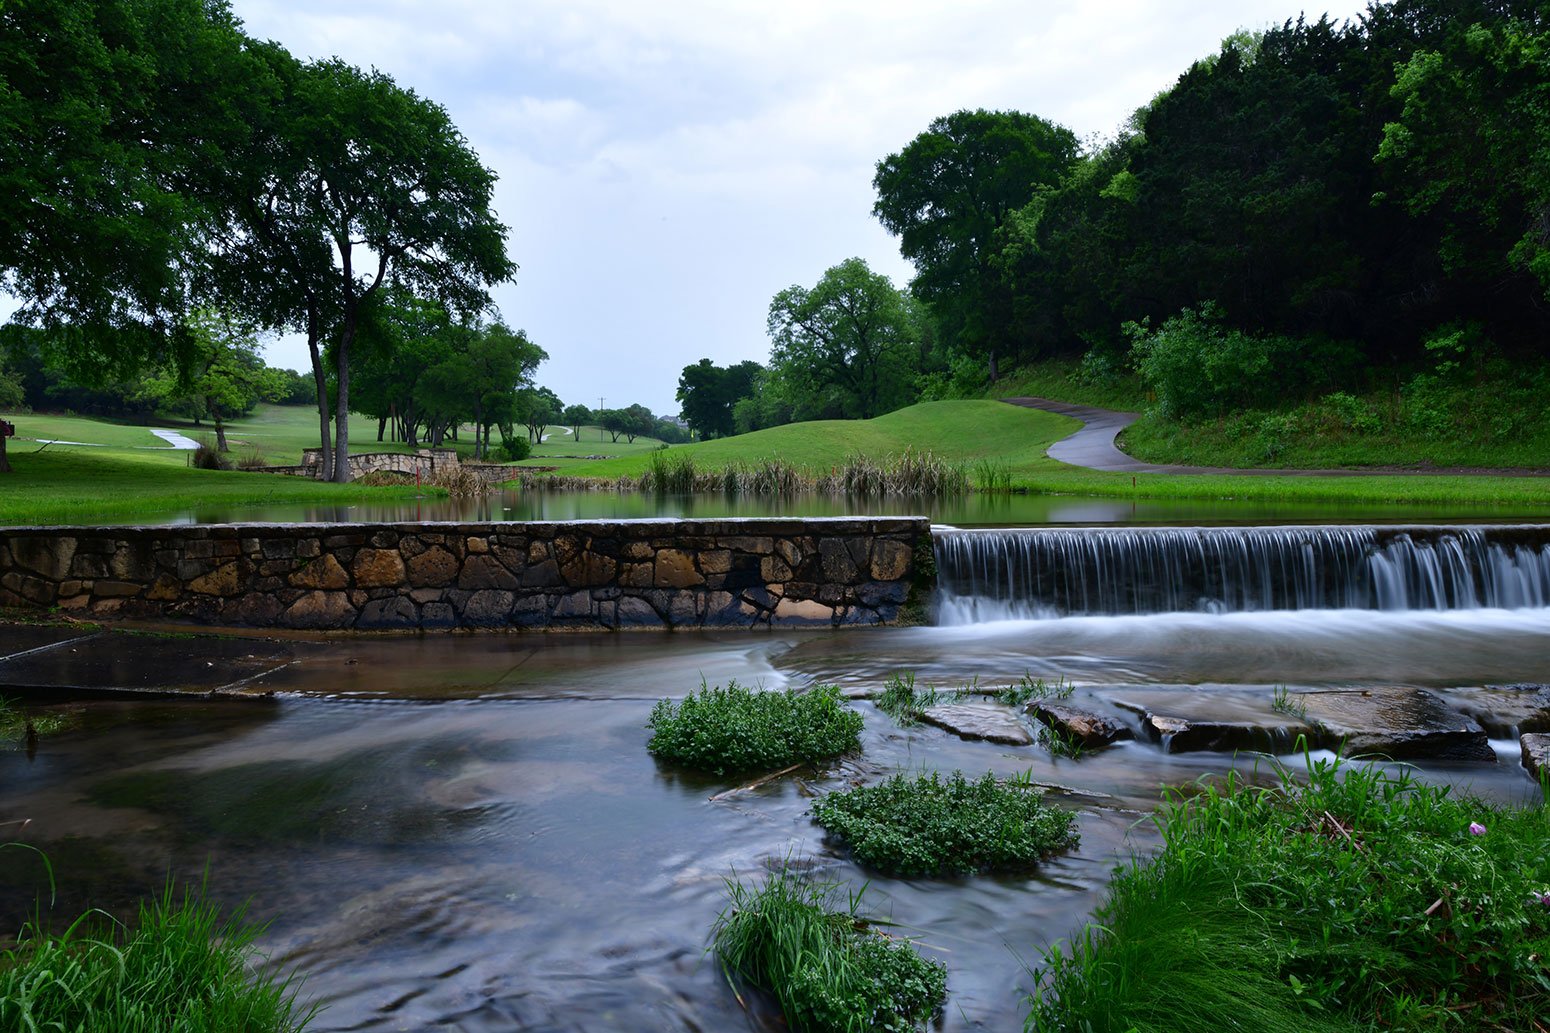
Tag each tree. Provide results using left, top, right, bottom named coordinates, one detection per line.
left=766, top=258, right=919, bottom=419
left=141, top=309, right=283, bottom=452
left=873, top=109, right=1078, bottom=378
left=217, top=57, right=514, bottom=481
left=561, top=403, right=593, bottom=441
left=675, top=358, right=762, bottom=439
left=620, top=403, right=656, bottom=443
left=514, top=386, right=562, bottom=443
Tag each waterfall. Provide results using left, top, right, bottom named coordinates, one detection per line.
left=933, top=526, right=1550, bottom=623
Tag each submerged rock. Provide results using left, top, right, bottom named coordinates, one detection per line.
left=1028, top=702, right=1130, bottom=748
left=1523, top=733, right=1550, bottom=781
left=1457, top=684, right=1550, bottom=737
left=1107, top=690, right=1314, bottom=755
left=1300, top=687, right=1495, bottom=762
left=918, top=702, right=1033, bottom=746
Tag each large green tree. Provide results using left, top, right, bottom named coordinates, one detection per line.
left=141, top=309, right=282, bottom=452
left=873, top=109, right=1078, bottom=379
left=675, top=359, right=762, bottom=439
left=766, top=258, right=919, bottom=419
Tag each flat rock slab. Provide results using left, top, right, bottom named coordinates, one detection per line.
left=919, top=702, right=1033, bottom=746
left=1029, top=702, right=1130, bottom=748
left=0, top=624, right=96, bottom=661
left=1455, top=684, right=1550, bottom=736
left=1300, top=687, right=1494, bottom=762
left=1107, top=690, right=1314, bottom=754
left=1523, top=733, right=1550, bottom=781
left=0, top=630, right=299, bottom=698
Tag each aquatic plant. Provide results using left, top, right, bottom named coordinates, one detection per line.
left=874, top=671, right=961, bottom=725
left=995, top=673, right=1073, bottom=708
left=812, top=770, right=1079, bottom=877
left=1269, top=684, right=1307, bottom=719
left=712, top=864, right=946, bottom=1033
left=1026, top=758, right=1550, bottom=1032
left=646, top=680, right=862, bottom=776
left=0, top=867, right=314, bottom=1032
left=1035, top=724, right=1084, bottom=760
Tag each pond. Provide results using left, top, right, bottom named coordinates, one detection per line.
left=3, top=523, right=1549, bottom=1031
left=114, top=487, right=1550, bottom=528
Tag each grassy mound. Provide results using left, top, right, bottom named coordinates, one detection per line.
left=1028, top=759, right=1550, bottom=1033
left=812, top=770, right=1078, bottom=877
left=0, top=879, right=313, bottom=1032
left=713, top=865, right=946, bottom=1033
left=645, top=680, right=862, bottom=776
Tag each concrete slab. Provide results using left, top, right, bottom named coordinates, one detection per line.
left=0, top=625, right=97, bottom=662
left=0, top=631, right=300, bottom=698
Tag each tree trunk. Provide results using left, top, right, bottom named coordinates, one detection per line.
left=377, top=416, right=386, bottom=442
left=307, top=312, right=333, bottom=482
left=331, top=323, right=352, bottom=483
left=215, top=413, right=229, bottom=453
left=0, top=430, right=10, bottom=474
left=987, top=349, right=999, bottom=383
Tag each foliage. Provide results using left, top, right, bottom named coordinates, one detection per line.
left=0, top=874, right=314, bottom=1032
left=1027, top=758, right=1550, bottom=1032
left=646, top=681, right=862, bottom=777
left=873, top=108, right=1079, bottom=376
left=767, top=258, right=921, bottom=420
left=813, top=770, right=1079, bottom=877
left=140, top=310, right=284, bottom=452
left=1128, top=306, right=1312, bottom=421
left=676, top=358, right=763, bottom=439
left=712, top=865, right=946, bottom=1033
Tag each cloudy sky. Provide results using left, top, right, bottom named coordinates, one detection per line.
left=236, top=0, right=1369, bottom=416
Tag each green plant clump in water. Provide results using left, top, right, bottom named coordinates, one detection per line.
left=1026, top=757, right=1550, bottom=1033
left=996, top=672, right=1074, bottom=708
left=0, top=877, right=314, bottom=1032
left=813, top=770, right=1079, bottom=877
left=712, top=865, right=946, bottom=1033
left=875, top=671, right=962, bottom=725
left=646, top=680, right=863, bottom=776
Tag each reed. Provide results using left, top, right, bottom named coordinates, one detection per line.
left=427, top=464, right=486, bottom=497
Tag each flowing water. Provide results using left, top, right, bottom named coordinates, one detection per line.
left=3, top=523, right=1549, bottom=1031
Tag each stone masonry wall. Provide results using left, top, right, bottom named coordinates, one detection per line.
left=0, top=518, right=930, bottom=631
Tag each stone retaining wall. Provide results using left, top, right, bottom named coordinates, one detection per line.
left=0, top=518, right=931, bottom=631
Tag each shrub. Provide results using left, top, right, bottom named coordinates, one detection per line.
left=498, top=436, right=531, bottom=461
left=646, top=680, right=863, bottom=776
left=0, top=876, right=314, bottom=1032
left=190, top=440, right=230, bottom=470
left=712, top=865, right=946, bottom=1033
left=812, top=770, right=1079, bottom=877
left=235, top=449, right=269, bottom=471
left=1027, top=758, right=1550, bottom=1033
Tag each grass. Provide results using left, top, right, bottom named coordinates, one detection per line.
left=0, top=446, right=427, bottom=526
left=645, top=680, right=863, bottom=777
left=1270, top=685, right=1307, bottom=720
left=1027, top=757, right=1550, bottom=1033
left=712, top=864, right=947, bottom=1033
left=526, top=424, right=666, bottom=460
left=812, top=770, right=1079, bottom=877
left=874, top=672, right=962, bottom=725
left=514, top=400, right=1550, bottom=509
left=0, top=697, right=73, bottom=748
left=993, top=673, right=1074, bottom=709
left=0, top=869, right=314, bottom=1032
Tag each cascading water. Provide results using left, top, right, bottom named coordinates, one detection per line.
left=933, top=525, right=1550, bottom=623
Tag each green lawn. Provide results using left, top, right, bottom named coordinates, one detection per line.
left=527, top=425, right=666, bottom=461
left=520, top=400, right=1550, bottom=509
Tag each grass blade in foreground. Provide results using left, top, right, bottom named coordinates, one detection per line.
left=0, top=876, right=314, bottom=1033
left=713, top=865, right=946, bottom=1033
left=1026, top=758, right=1550, bottom=1032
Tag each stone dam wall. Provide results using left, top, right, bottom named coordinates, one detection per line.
left=0, top=518, right=932, bottom=631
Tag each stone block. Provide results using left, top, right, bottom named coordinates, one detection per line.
left=146, top=574, right=182, bottom=601
left=616, top=595, right=659, bottom=626
left=721, top=536, right=774, bottom=555
left=772, top=597, right=833, bottom=625
left=460, top=589, right=516, bottom=626
left=407, top=546, right=459, bottom=588
left=189, top=561, right=242, bottom=596
left=1522, top=733, right=1550, bottom=781
left=231, top=593, right=283, bottom=625
left=521, top=559, right=563, bottom=588
left=353, top=548, right=406, bottom=588
left=553, top=590, right=594, bottom=618
left=421, top=602, right=457, bottom=628
left=91, top=580, right=142, bottom=598
left=467, top=536, right=489, bottom=554
left=654, top=549, right=703, bottom=588
left=282, top=591, right=356, bottom=629
left=358, top=595, right=418, bottom=630
left=819, top=539, right=858, bottom=583
left=459, top=554, right=519, bottom=591
left=289, top=554, right=349, bottom=591
left=699, top=550, right=731, bottom=574
left=760, top=555, right=793, bottom=582
left=870, top=539, right=913, bottom=581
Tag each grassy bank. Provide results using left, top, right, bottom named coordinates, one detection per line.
left=1029, top=759, right=1550, bottom=1033
left=518, top=401, right=1550, bottom=509
left=0, top=447, right=424, bottom=526
left=0, top=869, right=313, bottom=1032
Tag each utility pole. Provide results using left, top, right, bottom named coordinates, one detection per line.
left=598, top=397, right=605, bottom=441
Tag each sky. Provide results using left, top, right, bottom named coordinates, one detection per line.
left=231, top=1, right=1366, bottom=415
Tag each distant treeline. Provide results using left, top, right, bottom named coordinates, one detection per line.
left=678, top=0, right=1548, bottom=439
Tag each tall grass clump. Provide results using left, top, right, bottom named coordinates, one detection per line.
left=820, top=449, right=970, bottom=498
left=813, top=770, right=1079, bottom=877
left=645, top=449, right=698, bottom=493
left=971, top=458, right=1013, bottom=493
left=874, top=671, right=960, bottom=725
left=646, top=680, right=863, bottom=776
left=189, top=439, right=230, bottom=471
left=0, top=877, right=315, bottom=1032
left=427, top=464, right=485, bottom=497
left=1027, top=757, right=1550, bottom=1033
left=712, top=865, right=946, bottom=1033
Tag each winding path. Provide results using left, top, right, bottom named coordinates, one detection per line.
left=1001, top=397, right=1543, bottom=477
